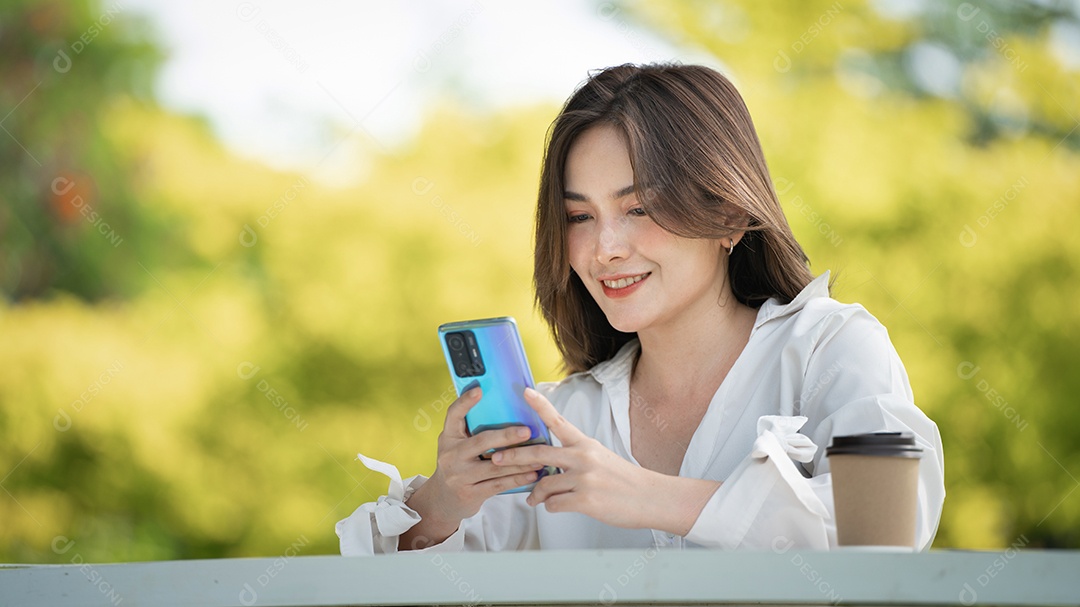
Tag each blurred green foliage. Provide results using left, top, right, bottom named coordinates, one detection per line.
left=1, top=0, right=1078, bottom=563
left=0, top=0, right=173, bottom=301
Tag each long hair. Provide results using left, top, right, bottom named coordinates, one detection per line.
left=534, top=63, right=818, bottom=374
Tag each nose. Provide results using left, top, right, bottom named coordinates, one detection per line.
left=595, top=215, right=631, bottom=264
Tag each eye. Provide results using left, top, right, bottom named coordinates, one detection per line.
left=628, top=207, right=648, bottom=217
left=567, top=213, right=591, bottom=224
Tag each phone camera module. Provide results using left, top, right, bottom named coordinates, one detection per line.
left=447, top=334, right=466, bottom=351
left=446, top=330, right=485, bottom=378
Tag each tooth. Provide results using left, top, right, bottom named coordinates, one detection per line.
left=603, top=274, right=653, bottom=289
left=605, top=274, right=648, bottom=289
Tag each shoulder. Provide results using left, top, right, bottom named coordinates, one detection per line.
left=774, top=297, right=899, bottom=369
left=755, top=272, right=894, bottom=353
left=775, top=296, right=912, bottom=403
left=797, top=297, right=889, bottom=344
left=755, top=276, right=906, bottom=390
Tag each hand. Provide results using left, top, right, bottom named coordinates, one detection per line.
left=414, top=387, right=548, bottom=527
left=490, top=387, right=662, bottom=529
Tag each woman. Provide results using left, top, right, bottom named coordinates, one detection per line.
left=336, top=63, right=944, bottom=554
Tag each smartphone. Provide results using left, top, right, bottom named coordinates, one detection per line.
left=438, top=316, right=558, bottom=494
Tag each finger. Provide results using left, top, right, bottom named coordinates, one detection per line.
left=523, top=387, right=586, bottom=445
left=470, top=425, right=533, bottom=458
left=474, top=470, right=540, bottom=496
left=526, top=473, right=574, bottom=508
left=475, top=460, right=547, bottom=479
left=457, top=458, right=544, bottom=490
left=442, top=386, right=482, bottom=438
left=491, top=443, right=567, bottom=468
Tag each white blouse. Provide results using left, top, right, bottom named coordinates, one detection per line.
left=336, top=271, right=945, bottom=554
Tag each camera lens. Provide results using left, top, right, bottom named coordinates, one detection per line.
left=447, top=334, right=465, bottom=351
left=455, top=361, right=469, bottom=376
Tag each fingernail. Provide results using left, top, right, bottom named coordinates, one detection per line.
left=492, top=452, right=503, bottom=464
left=516, top=427, right=531, bottom=438
left=524, top=387, right=537, bottom=398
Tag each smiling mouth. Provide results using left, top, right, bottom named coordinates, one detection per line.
left=601, top=273, right=650, bottom=289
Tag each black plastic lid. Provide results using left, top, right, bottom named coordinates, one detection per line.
left=826, top=432, right=923, bottom=458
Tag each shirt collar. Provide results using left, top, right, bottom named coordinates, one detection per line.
left=587, top=339, right=640, bottom=386
left=753, top=270, right=831, bottom=329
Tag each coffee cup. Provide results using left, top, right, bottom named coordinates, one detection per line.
left=826, top=432, right=922, bottom=548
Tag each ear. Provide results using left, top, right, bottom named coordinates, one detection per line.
left=731, top=230, right=747, bottom=248
left=729, top=211, right=753, bottom=248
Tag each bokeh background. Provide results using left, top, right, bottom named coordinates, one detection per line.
left=2, top=0, right=1079, bottom=563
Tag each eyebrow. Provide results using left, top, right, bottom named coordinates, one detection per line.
left=563, top=184, right=635, bottom=203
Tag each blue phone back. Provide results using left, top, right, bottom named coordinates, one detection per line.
left=437, top=317, right=550, bottom=442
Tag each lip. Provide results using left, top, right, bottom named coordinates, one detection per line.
left=599, top=272, right=650, bottom=299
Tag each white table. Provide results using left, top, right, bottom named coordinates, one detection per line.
left=2, top=549, right=1077, bottom=606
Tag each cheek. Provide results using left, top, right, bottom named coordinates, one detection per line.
left=634, top=221, right=679, bottom=257
left=682, top=240, right=725, bottom=278
left=648, top=227, right=724, bottom=276
left=566, top=228, right=590, bottom=272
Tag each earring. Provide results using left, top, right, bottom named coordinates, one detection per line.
left=727, top=239, right=735, bottom=255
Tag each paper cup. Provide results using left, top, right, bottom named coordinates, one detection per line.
left=826, top=432, right=922, bottom=548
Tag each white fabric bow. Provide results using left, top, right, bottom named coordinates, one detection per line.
left=356, top=453, right=421, bottom=542
left=752, top=415, right=818, bottom=463
left=750, top=415, right=829, bottom=518
left=358, top=453, right=407, bottom=501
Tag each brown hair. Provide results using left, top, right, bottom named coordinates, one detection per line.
left=534, top=63, right=818, bottom=374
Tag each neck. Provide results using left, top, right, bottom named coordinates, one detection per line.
left=632, top=287, right=757, bottom=397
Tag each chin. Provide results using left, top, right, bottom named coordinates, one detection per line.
left=602, top=311, right=649, bottom=335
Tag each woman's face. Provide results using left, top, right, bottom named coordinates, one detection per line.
left=563, top=124, right=728, bottom=334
